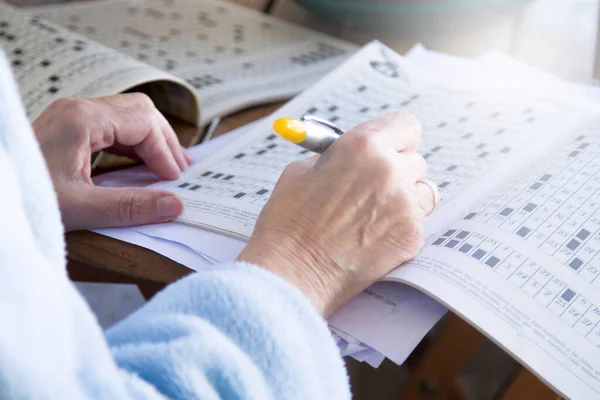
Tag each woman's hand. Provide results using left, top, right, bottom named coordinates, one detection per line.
left=238, top=111, right=438, bottom=316
left=33, top=94, right=190, bottom=231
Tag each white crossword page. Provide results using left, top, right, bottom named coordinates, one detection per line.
left=393, top=123, right=600, bottom=398
left=153, top=42, right=600, bottom=240
left=0, top=3, right=192, bottom=121
left=34, top=0, right=358, bottom=124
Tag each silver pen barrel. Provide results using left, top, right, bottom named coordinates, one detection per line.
left=298, top=119, right=341, bottom=153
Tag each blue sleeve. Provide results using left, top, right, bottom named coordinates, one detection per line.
left=106, top=262, right=350, bottom=399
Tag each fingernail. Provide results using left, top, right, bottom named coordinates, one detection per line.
left=168, top=156, right=182, bottom=179
left=183, top=148, right=193, bottom=164
left=176, top=152, right=188, bottom=172
left=157, top=195, right=183, bottom=219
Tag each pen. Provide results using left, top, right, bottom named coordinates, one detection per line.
left=272, top=115, right=344, bottom=153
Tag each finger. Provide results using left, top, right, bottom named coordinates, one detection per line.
left=129, top=114, right=182, bottom=180
left=414, top=179, right=439, bottom=216
left=154, top=109, right=189, bottom=172
left=75, top=187, right=184, bottom=229
left=182, top=146, right=193, bottom=164
left=91, top=94, right=183, bottom=179
left=106, top=105, right=181, bottom=179
left=95, top=93, right=188, bottom=171
left=395, top=152, right=428, bottom=181
left=344, top=110, right=421, bottom=152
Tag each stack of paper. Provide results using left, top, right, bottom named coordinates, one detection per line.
left=93, top=44, right=600, bottom=368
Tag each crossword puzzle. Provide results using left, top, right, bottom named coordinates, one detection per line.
left=0, top=5, right=165, bottom=119
left=428, top=228, right=600, bottom=347
left=0, top=10, right=90, bottom=115
left=36, top=0, right=354, bottom=97
left=462, top=126, right=600, bottom=288
left=172, top=60, right=590, bottom=207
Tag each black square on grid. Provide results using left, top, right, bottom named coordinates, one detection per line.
left=569, top=258, right=583, bottom=271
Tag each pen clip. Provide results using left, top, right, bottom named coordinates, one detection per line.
left=301, top=115, right=344, bottom=136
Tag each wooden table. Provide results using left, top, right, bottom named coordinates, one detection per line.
left=67, top=0, right=599, bottom=398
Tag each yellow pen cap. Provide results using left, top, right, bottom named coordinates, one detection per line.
left=273, top=118, right=307, bottom=144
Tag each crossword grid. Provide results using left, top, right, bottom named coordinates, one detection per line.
left=0, top=14, right=92, bottom=115
left=464, top=129, right=600, bottom=288
left=36, top=0, right=353, bottom=94
left=293, top=76, right=541, bottom=204
left=0, top=6, right=161, bottom=119
left=22, top=51, right=123, bottom=115
left=173, top=63, right=589, bottom=206
left=429, top=229, right=600, bottom=347
left=177, top=132, right=311, bottom=204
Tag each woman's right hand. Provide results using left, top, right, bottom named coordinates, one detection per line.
left=238, top=111, right=438, bottom=316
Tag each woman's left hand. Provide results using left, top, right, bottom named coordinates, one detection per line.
left=33, top=93, right=190, bottom=231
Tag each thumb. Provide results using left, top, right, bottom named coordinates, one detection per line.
left=78, top=187, right=183, bottom=229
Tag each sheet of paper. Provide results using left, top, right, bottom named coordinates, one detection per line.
left=393, top=128, right=600, bottom=398
left=95, top=227, right=215, bottom=270
left=477, top=51, right=600, bottom=103
left=330, top=327, right=385, bottom=367
left=0, top=3, right=195, bottom=121
left=379, top=51, right=600, bottom=400
left=330, top=282, right=446, bottom=365
left=333, top=48, right=600, bottom=375
left=322, top=47, right=600, bottom=371
left=34, top=0, right=358, bottom=125
left=134, top=221, right=245, bottom=262
left=407, top=43, right=591, bottom=101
